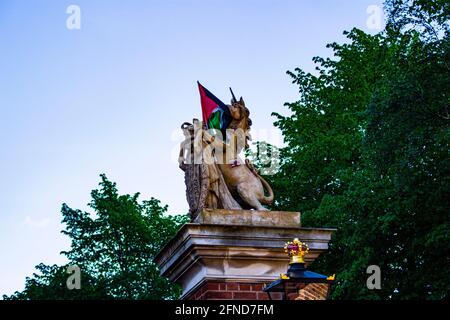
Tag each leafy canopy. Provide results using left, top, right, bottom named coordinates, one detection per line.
left=4, top=174, right=188, bottom=300
left=264, top=0, right=449, bottom=299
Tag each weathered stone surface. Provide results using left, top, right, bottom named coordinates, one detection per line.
left=179, top=97, right=275, bottom=216
left=154, top=210, right=335, bottom=299
left=194, top=208, right=301, bottom=227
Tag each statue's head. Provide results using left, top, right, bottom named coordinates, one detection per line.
left=229, top=97, right=252, bottom=131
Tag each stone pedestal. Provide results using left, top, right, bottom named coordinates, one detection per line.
left=154, top=209, right=335, bottom=300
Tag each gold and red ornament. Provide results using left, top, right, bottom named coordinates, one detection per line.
left=284, top=238, right=309, bottom=264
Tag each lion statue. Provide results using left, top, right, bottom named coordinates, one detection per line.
left=179, top=96, right=274, bottom=218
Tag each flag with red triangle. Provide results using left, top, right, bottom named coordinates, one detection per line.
left=197, top=81, right=231, bottom=131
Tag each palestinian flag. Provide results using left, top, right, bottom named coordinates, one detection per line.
left=198, top=81, right=231, bottom=132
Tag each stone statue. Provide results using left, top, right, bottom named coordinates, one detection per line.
left=179, top=97, right=274, bottom=220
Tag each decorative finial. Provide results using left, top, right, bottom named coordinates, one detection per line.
left=284, top=238, right=309, bottom=264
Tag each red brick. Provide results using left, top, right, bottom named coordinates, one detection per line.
left=206, top=291, right=233, bottom=300
left=252, top=283, right=264, bottom=291
left=297, top=288, right=323, bottom=300
left=288, top=292, right=301, bottom=300
left=238, top=283, right=252, bottom=291
left=257, top=292, right=270, bottom=300
left=219, top=283, right=226, bottom=291
left=206, top=282, right=220, bottom=291
left=296, top=283, right=328, bottom=300
left=233, top=292, right=257, bottom=300
left=226, top=282, right=239, bottom=291
left=268, top=292, right=283, bottom=300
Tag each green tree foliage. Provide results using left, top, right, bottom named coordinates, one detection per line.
left=4, top=175, right=189, bottom=300
left=267, top=0, right=449, bottom=299
left=385, top=0, right=449, bottom=39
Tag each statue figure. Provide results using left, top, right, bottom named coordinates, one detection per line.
left=179, top=92, right=274, bottom=220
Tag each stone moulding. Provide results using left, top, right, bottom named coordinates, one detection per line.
left=194, top=208, right=301, bottom=227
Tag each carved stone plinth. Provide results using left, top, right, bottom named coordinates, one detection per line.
left=154, top=209, right=335, bottom=300
left=193, top=208, right=301, bottom=226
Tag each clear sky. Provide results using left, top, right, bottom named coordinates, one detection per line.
left=0, top=0, right=383, bottom=296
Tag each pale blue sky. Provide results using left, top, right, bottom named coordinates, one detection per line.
left=0, top=0, right=383, bottom=296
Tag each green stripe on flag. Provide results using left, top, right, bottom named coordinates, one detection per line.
left=208, top=110, right=221, bottom=129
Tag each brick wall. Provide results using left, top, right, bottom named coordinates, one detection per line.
left=184, top=280, right=329, bottom=300
left=295, top=283, right=329, bottom=300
